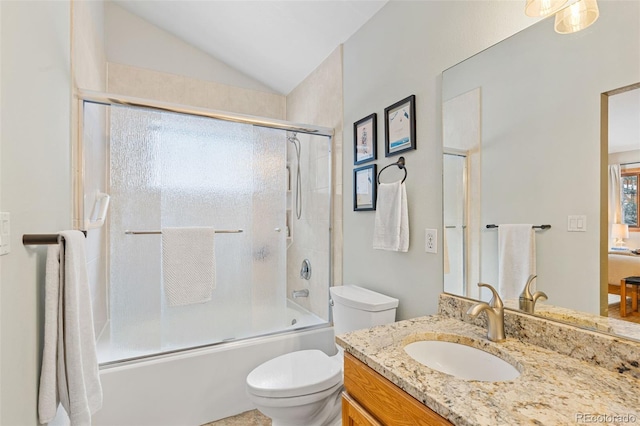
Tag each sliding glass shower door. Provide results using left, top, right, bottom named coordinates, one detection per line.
left=100, top=102, right=287, bottom=361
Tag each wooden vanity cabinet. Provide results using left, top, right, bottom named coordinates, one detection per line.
left=342, top=352, right=453, bottom=426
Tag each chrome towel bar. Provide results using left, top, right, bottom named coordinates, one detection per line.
left=124, top=229, right=243, bottom=235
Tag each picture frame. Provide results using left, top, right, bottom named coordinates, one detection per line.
left=353, top=113, right=377, bottom=165
left=353, top=164, right=377, bottom=211
left=384, top=95, right=416, bottom=157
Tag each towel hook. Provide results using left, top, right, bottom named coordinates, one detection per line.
left=377, top=156, right=407, bottom=184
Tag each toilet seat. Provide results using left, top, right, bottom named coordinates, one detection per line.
left=246, top=350, right=342, bottom=398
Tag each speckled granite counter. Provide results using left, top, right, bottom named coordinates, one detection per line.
left=337, top=306, right=640, bottom=425
left=502, top=300, right=640, bottom=339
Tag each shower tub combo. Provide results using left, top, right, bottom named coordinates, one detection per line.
left=76, top=92, right=335, bottom=425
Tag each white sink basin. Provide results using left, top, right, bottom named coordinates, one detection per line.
left=404, top=340, right=520, bottom=382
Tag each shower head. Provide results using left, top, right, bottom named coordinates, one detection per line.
left=287, top=132, right=300, bottom=144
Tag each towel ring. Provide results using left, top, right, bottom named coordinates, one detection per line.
left=377, top=156, right=407, bottom=184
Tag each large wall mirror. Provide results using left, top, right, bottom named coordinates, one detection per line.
left=442, top=1, right=640, bottom=341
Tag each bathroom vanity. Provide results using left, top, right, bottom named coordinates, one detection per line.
left=338, top=294, right=640, bottom=425
left=342, top=353, right=450, bottom=425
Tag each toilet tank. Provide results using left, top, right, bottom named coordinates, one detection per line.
left=329, top=285, right=399, bottom=335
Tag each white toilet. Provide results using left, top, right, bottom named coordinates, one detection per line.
left=246, top=285, right=399, bottom=426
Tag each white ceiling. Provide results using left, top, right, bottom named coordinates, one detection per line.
left=114, top=0, right=387, bottom=94
left=609, top=88, right=640, bottom=154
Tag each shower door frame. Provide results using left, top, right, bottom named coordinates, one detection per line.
left=73, top=89, right=336, bottom=363
left=443, top=149, right=470, bottom=297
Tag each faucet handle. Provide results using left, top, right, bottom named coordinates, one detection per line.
left=477, top=283, right=503, bottom=309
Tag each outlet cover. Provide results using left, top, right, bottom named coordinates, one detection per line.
left=425, top=229, right=437, bottom=253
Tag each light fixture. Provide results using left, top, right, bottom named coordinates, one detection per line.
left=554, top=0, right=600, bottom=34
left=525, top=0, right=568, bottom=17
left=611, top=223, right=629, bottom=248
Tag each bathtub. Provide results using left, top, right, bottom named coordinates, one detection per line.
left=92, top=302, right=335, bottom=426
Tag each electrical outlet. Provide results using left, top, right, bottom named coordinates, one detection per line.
left=425, top=229, right=437, bottom=254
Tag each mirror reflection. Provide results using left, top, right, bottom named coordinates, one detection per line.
left=442, top=1, right=640, bottom=340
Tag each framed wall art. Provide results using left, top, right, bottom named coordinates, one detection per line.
left=353, top=113, right=377, bottom=165
left=384, top=95, right=416, bottom=157
left=353, top=164, right=377, bottom=211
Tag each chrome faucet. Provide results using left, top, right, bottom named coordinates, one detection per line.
left=466, top=283, right=506, bottom=342
left=518, top=274, right=547, bottom=314
left=292, top=289, right=309, bottom=298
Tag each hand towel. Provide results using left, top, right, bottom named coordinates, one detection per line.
left=38, top=245, right=62, bottom=424
left=373, top=181, right=409, bottom=252
left=162, top=227, right=216, bottom=306
left=39, top=230, right=103, bottom=425
left=498, top=224, right=536, bottom=300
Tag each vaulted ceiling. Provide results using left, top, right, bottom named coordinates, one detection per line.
left=114, top=0, right=388, bottom=94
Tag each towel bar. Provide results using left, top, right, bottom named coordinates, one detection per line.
left=486, top=224, right=551, bottom=230
left=23, top=231, right=88, bottom=245
left=124, top=229, right=243, bottom=235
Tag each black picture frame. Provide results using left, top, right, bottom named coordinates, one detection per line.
left=353, top=113, right=377, bottom=165
left=384, top=94, right=416, bottom=157
left=353, top=164, right=377, bottom=211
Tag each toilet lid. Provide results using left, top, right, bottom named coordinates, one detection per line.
left=246, top=350, right=342, bottom=398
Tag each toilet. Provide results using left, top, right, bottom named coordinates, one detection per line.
left=246, top=285, right=399, bottom=426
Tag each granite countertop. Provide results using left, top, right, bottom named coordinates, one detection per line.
left=502, top=300, right=640, bottom=340
left=337, top=315, right=640, bottom=426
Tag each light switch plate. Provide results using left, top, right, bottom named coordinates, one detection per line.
left=425, top=229, right=437, bottom=253
left=0, top=212, right=10, bottom=255
left=567, top=215, right=586, bottom=232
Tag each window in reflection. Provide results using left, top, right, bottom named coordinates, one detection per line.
left=622, top=171, right=639, bottom=228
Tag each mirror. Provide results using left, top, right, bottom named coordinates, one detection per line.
left=442, top=1, right=640, bottom=341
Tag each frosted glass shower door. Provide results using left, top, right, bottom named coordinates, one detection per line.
left=107, top=104, right=287, bottom=361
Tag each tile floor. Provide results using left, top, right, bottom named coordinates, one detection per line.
left=203, top=410, right=271, bottom=426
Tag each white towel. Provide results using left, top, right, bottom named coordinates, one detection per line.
left=38, top=230, right=103, bottom=425
left=373, top=181, right=409, bottom=252
left=162, top=227, right=216, bottom=306
left=498, top=224, right=536, bottom=300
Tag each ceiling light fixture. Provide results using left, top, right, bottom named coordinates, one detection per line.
left=525, top=0, right=568, bottom=17
left=554, top=0, right=600, bottom=34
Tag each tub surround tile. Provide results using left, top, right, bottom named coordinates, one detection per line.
left=337, top=293, right=640, bottom=425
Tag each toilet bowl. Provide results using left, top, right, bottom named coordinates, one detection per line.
left=246, top=349, right=343, bottom=426
left=246, top=285, right=399, bottom=426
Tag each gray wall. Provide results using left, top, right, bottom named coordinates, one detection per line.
left=0, top=1, right=71, bottom=424
left=342, top=1, right=540, bottom=320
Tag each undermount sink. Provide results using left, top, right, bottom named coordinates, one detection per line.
left=404, top=340, right=520, bottom=382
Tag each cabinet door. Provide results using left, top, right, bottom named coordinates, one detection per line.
left=343, top=353, right=452, bottom=426
left=342, top=393, right=383, bottom=426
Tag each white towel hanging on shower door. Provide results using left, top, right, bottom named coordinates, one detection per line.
left=162, top=227, right=217, bottom=306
